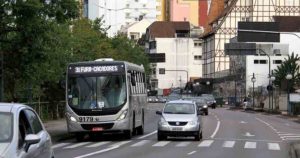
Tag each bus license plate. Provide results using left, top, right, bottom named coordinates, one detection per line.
left=172, top=127, right=182, bottom=131
left=92, top=127, right=103, bottom=131
left=78, top=117, right=101, bottom=122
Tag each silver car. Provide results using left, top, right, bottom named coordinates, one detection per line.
left=0, top=103, right=54, bottom=158
left=156, top=100, right=203, bottom=141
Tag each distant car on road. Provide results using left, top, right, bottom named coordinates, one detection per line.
left=0, top=103, right=54, bottom=158
left=156, top=100, right=203, bottom=141
left=202, top=94, right=216, bottom=109
left=183, top=97, right=208, bottom=115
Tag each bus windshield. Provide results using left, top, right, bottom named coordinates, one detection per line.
left=67, top=74, right=127, bottom=110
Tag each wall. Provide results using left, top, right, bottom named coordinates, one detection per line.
left=127, top=19, right=152, bottom=39
left=155, top=38, right=202, bottom=89
left=169, top=0, right=199, bottom=26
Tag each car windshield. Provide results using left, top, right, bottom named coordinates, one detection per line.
left=163, top=103, right=195, bottom=114
left=67, top=74, right=127, bottom=109
left=0, top=113, right=13, bottom=142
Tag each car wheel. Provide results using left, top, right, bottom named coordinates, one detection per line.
left=157, top=131, right=166, bottom=141
left=124, top=130, right=132, bottom=139
left=75, top=133, right=85, bottom=142
left=205, top=111, right=208, bottom=115
left=136, top=111, right=144, bottom=135
left=194, top=130, right=202, bottom=141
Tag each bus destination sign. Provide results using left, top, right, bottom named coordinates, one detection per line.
left=68, top=64, right=124, bottom=75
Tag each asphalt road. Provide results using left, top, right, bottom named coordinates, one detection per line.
left=51, top=103, right=300, bottom=158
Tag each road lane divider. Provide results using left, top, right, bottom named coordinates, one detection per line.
left=131, top=140, right=150, bottom=147
left=152, top=141, right=170, bottom=147
left=74, top=141, right=131, bottom=158
left=210, top=113, right=220, bottom=138
left=86, top=141, right=111, bottom=148
left=64, top=142, right=90, bottom=149
left=268, top=143, right=280, bottom=150
left=187, top=151, right=197, bottom=155
left=52, top=143, right=71, bottom=149
left=222, top=141, right=235, bottom=148
left=137, top=130, right=157, bottom=139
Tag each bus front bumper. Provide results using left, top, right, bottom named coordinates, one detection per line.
left=66, top=117, right=130, bottom=133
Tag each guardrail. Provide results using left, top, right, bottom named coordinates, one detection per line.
left=23, top=101, right=65, bottom=120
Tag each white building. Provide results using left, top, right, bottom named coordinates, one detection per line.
left=119, top=19, right=153, bottom=41
left=145, top=21, right=203, bottom=90
left=82, top=0, right=157, bottom=37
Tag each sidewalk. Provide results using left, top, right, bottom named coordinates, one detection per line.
left=43, top=119, right=72, bottom=142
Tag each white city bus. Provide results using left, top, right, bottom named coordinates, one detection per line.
left=65, top=59, right=147, bottom=141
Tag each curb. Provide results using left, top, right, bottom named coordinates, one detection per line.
left=290, top=142, right=300, bottom=158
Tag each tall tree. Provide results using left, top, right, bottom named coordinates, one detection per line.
left=274, top=53, right=300, bottom=92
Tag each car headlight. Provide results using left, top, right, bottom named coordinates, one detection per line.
left=159, top=117, right=168, bottom=126
left=117, top=109, right=128, bottom=120
left=188, top=121, right=197, bottom=126
left=203, top=105, right=208, bottom=108
left=70, top=116, right=77, bottom=122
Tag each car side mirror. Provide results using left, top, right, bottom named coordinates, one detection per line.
left=24, top=134, right=40, bottom=153
left=156, top=111, right=162, bottom=115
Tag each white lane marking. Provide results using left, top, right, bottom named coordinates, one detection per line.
left=110, top=141, right=132, bottom=147
left=152, top=141, right=170, bottom=147
left=240, top=121, right=247, bottom=124
left=244, top=132, right=255, bottom=137
left=284, top=138, right=300, bottom=140
left=279, top=133, right=300, bottom=136
left=198, top=140, right=214, bottom=147
left=176, top=142, right=191, bottom=147
left=86, top=141, right=111, bottom=148
left=281, top=136, right=300, bottom=138
left=52, top=143, right=70, bottom=149
left=131, top=140, right=150, bottom=147
left=213, top=137, right=282, bottom=143
left=74, top=141, right=131, bottom=158
left=244, top=142, right=256, bottom=149
left=74, top=146, right=119, bottom=158
left=64, top=142, right=90, bottom=149
left=137, top=130, right=157, bottom=139
left=222, top=141, right=235, bottom=148
left=187, top=151, right=197, bottom=155
left=210, top=113, right=220, bottom=138
left=268, top=143, right=280, bottom=150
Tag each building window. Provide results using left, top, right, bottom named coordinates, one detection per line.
left=126, top=13, right=130, bottom=18
left=260, top=60, right=267, bottom=64
left=83, top=0, right=88, bottom=18
left=135, top=0, right=139, bottom=2
left=149, top=41, right=156, bottom=49
left=159, top=68, right=165, bottom=74
left=143, top=4, right=146, bottom=7
left=151, top=68, right=156, bottom=75
left=194, top=42, right=202, bottom=47
left=273, top=60, right=282, bottom=64
left=194, top=55, right=202, bottom=60
left=126, top=4, right=130, bottom=8
left=254, top=60, right=268, bottom=64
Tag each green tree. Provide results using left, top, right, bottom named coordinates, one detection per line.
left=274, top=53, right=300, bottom=92
left=0, top=0, right=79, bottom=102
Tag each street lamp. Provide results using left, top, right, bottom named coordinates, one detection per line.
left=270, top=75, right=276, bottom=111
left=251, top=73, right=256, bottom=108
left=286, top=73, right=292, bottom=114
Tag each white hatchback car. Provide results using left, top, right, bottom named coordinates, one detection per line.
left=156, top=100, right=203, bottom=141
left=0, top=103, right=54, bottom=158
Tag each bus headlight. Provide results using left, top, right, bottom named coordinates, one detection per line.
left=117, top=109, right=128, bottom=120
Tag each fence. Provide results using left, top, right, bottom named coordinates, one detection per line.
left=23, top=101, right=66, bottom=121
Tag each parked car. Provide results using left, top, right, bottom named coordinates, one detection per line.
left=0, top=103, right=54, bottom=158
left=156, top=100, right=203, bottom=141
